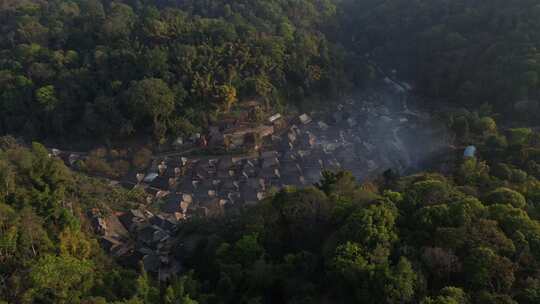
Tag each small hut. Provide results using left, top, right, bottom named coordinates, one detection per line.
left=464, top=145, right=476, bottom=158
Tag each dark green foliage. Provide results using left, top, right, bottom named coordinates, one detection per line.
left=169, top=135, right=540, bottom=304
left=341, top=0, right=540, bottom=119
left=25, top=254, right=95, bottom=303
left=485, top=187, right=527, bottom=209
left=161, top=118, right=540, bottom=303
left=0, top=0, right=349, bottom=142
left=4, top=121, right=540, bottom=303
left=464, top=247, right=514, bottom=292
left=421, top=287, right=468, bottom=304
left=125, top=78, right=175, bottom=142
left=404, top=179, right=451, bottom=210
left=507, top=128, right=533, bottom=147
left=0, top=141, right=149, bottom=303
left=4, top=0, right=540, bottom=303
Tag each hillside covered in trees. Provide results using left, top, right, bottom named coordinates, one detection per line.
left=144, top=112, right=540, bottom=304
left=341, top=0, right=540, bottom=119
left=0, top=0, right=349, bottom=143
left=3, top=0, right=540, bottom=143
left=4, top=0, right=540, bottom=304
left=4, top=113, right=540, bottom=303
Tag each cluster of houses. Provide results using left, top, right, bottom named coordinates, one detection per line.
left=125, top=87, right=444, bottom=224
left=88, top=207, right=182, bottom=281
left=51, top=83, right=450, bottom=280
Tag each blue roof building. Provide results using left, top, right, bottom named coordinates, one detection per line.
left=464, top=145, right=476, bottom=158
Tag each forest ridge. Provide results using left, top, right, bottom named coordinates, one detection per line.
left=3, top=0, right=540, bottom=143
left=0, top=0, right=346, bottom=143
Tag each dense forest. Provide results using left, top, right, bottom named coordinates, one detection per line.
left=0, top=137, right=145, bottom=303
left=4, top=0, right=540, bottom=303
left=342, top=0, right=540, bottom=118
left=0, top=0, right=349, bottom=143
left=3, top=0, right=540, bottom=143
